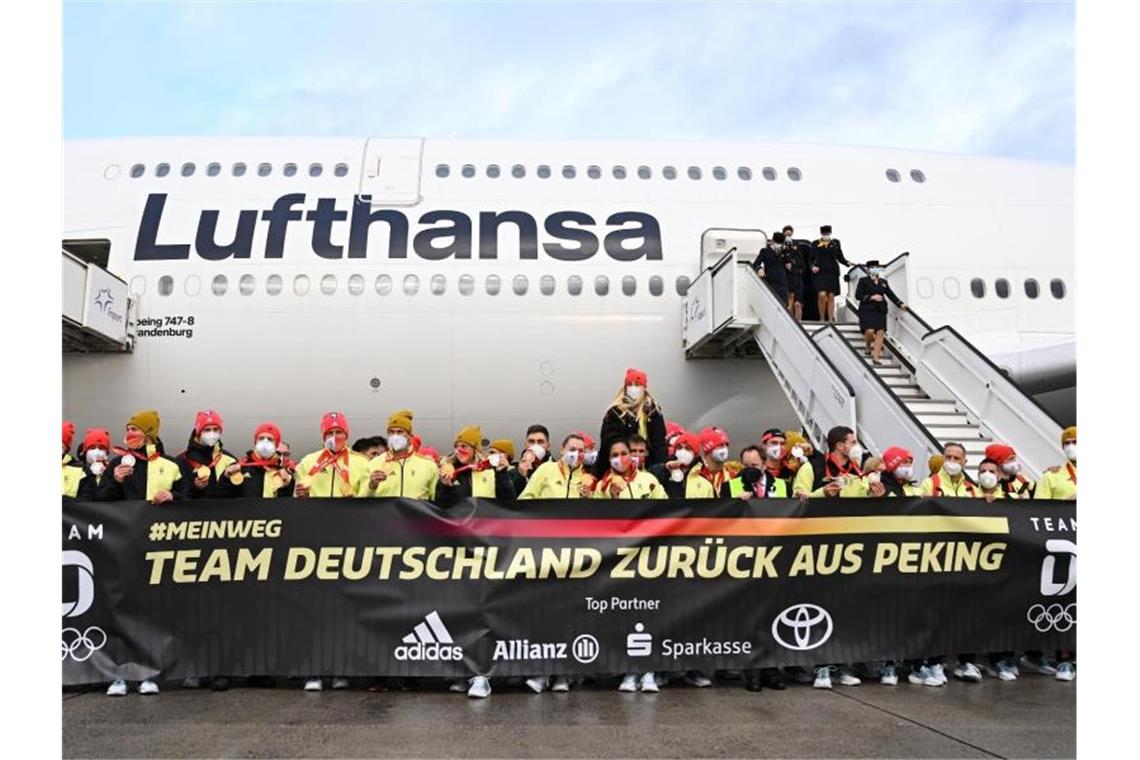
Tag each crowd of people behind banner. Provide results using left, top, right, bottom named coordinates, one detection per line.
left=62, top=365, right=1077, bottom=699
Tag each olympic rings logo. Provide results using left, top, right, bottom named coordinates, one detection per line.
left=1026, top=603, right=1076, bottom=633
left=62, top=626, right=107, bottom=662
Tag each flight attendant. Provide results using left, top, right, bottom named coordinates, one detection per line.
left=781, top=225, right=806, bottom=320
left=596, top=368, right=668, bottom=475
left=810, top=225, right=851, bottom=322
left=854, top=261, right=907, bottom=364
left=751, top=233, right=789, bottom=307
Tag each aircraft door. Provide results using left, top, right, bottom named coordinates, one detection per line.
left=359, top=137, right=424, bottom=206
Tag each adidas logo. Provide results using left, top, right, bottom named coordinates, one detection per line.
left=393, top=610, right=464, bottom=662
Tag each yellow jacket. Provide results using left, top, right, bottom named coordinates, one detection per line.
left=518, top=461, right=592, bottom=499
left=684, top=466, right=738, bottom=498
left=295, top=449, right=371, bottom=498
left=1035, top=463, right=1077, bottom=500
left=837, top=474, right=922, bottom=498
left=359, top=451, right=439, bottom=499
left=792, top=462, right=815, bottom=497
left=592, top=470, right=667, bottom=499
left=921, top=469, right=977, bottom=498
left=62, top=455, right=85, bottom=498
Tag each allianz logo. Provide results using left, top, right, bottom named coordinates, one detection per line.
left=493, top=634, right=600, bottom=664
left=393, top=610, right=463, bottom=661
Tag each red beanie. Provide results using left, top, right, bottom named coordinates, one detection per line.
left=321, top=411, right=349, bottom=438
left=698, top=426, right=730, bottom=454
left=675, top=431, right=701, bottom=453
left=194, top=409, right=224, bottom=436
left=665, top=420, right=684, bottom=439
left=419, top=445, right=440, bottom=463
left=625, top=368, right=648, bottom=387
left=984, top=443, right=1016, bottom=464
left=81, top=428, right=111, bottom=453
left=254, top=423, right=282, bottom=446
left=63, top=421, right=75, bottom=450
left=575, top=431, right=597, bottom=449
left=882, top=446, right=912, bottom=472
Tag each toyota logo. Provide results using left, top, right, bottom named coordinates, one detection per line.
left=572, top=634, right=600, bottom=664
left=62, top=626, right=107, bottom=662
left=1027, top=603, right=1076, bottom=633
left=772, top=603, right=834, bottom=651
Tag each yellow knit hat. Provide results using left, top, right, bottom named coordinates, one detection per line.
left=489, top=438, right=515, bottom=460
left=928, top=454, right=944, bottom=477
left=388, top=409, right=414, bottom=434
left=1061, top=426, right=1077, bottom=445
left=127, top=410, right=160, bottom=442
left=455, top=425, right=482, bottom=450
left=784, top=431, right=806, bottom=450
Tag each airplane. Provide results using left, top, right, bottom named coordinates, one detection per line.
left=62, top=137, right=1074, bottom=457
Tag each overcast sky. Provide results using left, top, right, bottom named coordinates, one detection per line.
left=64, top=1, right=1074, bottom=162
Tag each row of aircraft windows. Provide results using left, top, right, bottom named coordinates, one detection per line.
left=126, top=162, right=350, bottom=179
left=969, top=277, right=1067, bottom=300
left=435, top=163, right=804, bottom=182
left=142, top=273, right=694, bottom=298
left=885, top=168, right=927, bottom=183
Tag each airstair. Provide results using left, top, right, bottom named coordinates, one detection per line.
left=682, top=229, right=1064, bottom=479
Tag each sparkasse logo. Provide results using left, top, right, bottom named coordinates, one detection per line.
left=393, top=611, right=463, bottom=662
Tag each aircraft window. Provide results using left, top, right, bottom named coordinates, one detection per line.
left=184, top=275, right=201, bottom=297
left=595, top=275, right=610, bottom=295
left=430, top=275, right=446, bottom=295
left=622, top=275, right=637, bottom=296
left=486, top=164, right=501, bottom=178
left=254, top=163, right=270, bottom=177
left=485, top=274, right=501, bottom=295
left=233, top=162, right=247, bottom=177
left=266, top=274, right=283, bottom=296
left=334, top=163, right=349, bottom=177
left=663, top=166, right=677, bottom=180
left=916, top=277, right=934, bottom=299
left=675, top=275, right=691, bottom=296
left=512, top=275, right=529, bottom=295
left=995, top=278, right=1010, bottom=299
left=1024, top=278, right=1039, bottom=299
left=942, top=277, right=960, bottom=299
left=737, top=166, right=752, bottom=180
left=239, top=274, right=255, bottom=296
left=104, top=164, right=121, bottom=180
left=761, top=166, right=777, bottom=181
left=180, top=162, right=195, bottom=177
left=540, top=275, right=555, bottom=295
left=155, top=163, right=170, bottom=177
left=320, top=274, right=337, bottom=295
left=537, top=165, right=551, bottom=178
left=205, top=162, right=220, bottom=177
left=155, top=276, right=173, bottom=296
left=283, top=163, right=297, bottom=177
left=787, top=167, right=803, bottom=181
left=567, top=275, right=583, bottom=296
left=375, top=274, right=392, bottom=296
left=910, top=169, right=926, bottom=183
left=403, top=274, right=419, bottom=296
left=886, top=169, right=900, bottom=182
left=460, top=164, right=475, bottom=178
left=293, top=275, right=310, bottom=296
left=712, top=166, right=727, bottom=181
left=649, top=275, right=663, bottom=296
left=309, top=163, right=323, bottom=177
left=129, top=276, right=146, bottom=296
left=587, top=165, right=601, bottom=179
left=687, top=166, right=701, bottom=180
left=458, top=274, right=475, bottom=295
left=637, top=166, right=652, bottom=180
left=211, top=274, right=228, bottom=296
left=512, top=165, right=526, bottom=178
left=1050, top=278, right=1066, bottom=299
left=562, top=165, right=576, bottom=179
left=970, top=278, right=985, bottom=298
left=129, top=163, right=145, bottom=178
left=613, top=166, right=627, bottom=179
left=348, top=274, right=365, bottom=295
left=436, top=164, right=450, bottom=178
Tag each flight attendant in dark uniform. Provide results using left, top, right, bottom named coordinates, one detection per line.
left=854, top=260, right=907, bottom=364
left=810, top=225, right=851, bottom=322
left=751, top=232, right=789, bottom=306
left=781, top=225, right=805, bottom=321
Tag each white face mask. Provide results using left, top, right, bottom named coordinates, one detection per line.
left=791, top=446, right=806, bottom=463
left=584, top=450, right=598, bottom=466
left=561, top=450, right=580, bottom=468
left=625, top=385, right=645, bottom=403
left=848, top=444, right=865, bottom=463
left=670, top=468, right=685, bottom=482
left=869, top=269, right=883, bottom=279
left=675, top=448, right=695, bottom=466
left=488, top=453, right=504, bottom=468
left=895, top=465, right=914, bottom=482
left=610, top=455, right=627, bottom=473
left=200, top=431, right=221, bottom=447
left=89, top=461, right=106, bottom=476
left=324, top=435, right=339, bottom=452
left=1063, top=443, right=1076, bottom=462
left=388, top=434, right=408, bottom=452
left=766, top=444, right=784, bottom=461
left=942, top=460, right=963, bottom=477
left=1002, top=460, right=1021, bottom=476
left=711, top=446, right=730, bottom=464
left=85, top=448, right=106, bottom=465
left=255, top=439, right=277, bottom=458
left=979, top=471, right=999, bottom=490
left=529, top=444, right=547, bottom=460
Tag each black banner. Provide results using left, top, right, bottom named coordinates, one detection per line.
left=62, top=497, right=1076, bottom=685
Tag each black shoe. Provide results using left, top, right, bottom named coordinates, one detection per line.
left=745, top=676, right=763, bottom=692
left=247, top=676, right=276, bottom=688
left=761, top=669, right=786, bottom=690
left=210, top=677, right=230, bottom=691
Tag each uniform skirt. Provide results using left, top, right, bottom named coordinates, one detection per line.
left=859, top=303, right=889, bottom=332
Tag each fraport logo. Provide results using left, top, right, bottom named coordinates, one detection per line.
left=93, top=288, right=113, bottom=313
left=393, top=610, right=463, bottom=662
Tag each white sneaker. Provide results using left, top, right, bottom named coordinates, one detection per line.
left=618, top=674, right=638, bottom=692
left=997, top=661, right=1018, bottom=681
left=304, top=678, right=323, bottom=691
left=525, top=676, right=547, bottom=694
left=930, top=663, right=948, bottom=685
left=1055, top=662, right=1075, bottom=681
left=448, top=679, right=467, bottom=693
left=551, top=676, right=571, bottom=692
left=138, top=680, right=159, bottom=695
left=1019, top=655, right=1058, bottom=676
left=683, top=671, right=712, bottom=688
left=907, top=666, right=929, bottom=685
left=467, top=676, right=491, bottom=698
left=106, top=679, right=128, bottom=697
left=639, top=672, right=659, bottom=693
left=837, top=670, right=861, bottom=686
left=954, top=662, right=983, bottom=682
left=331, top=677, right=349, bottom=690
left=813, top=667, right=833, bottom=689
left=181, top=677, right=201, bottom=689
left=879, top=665, right=898, bottom=686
